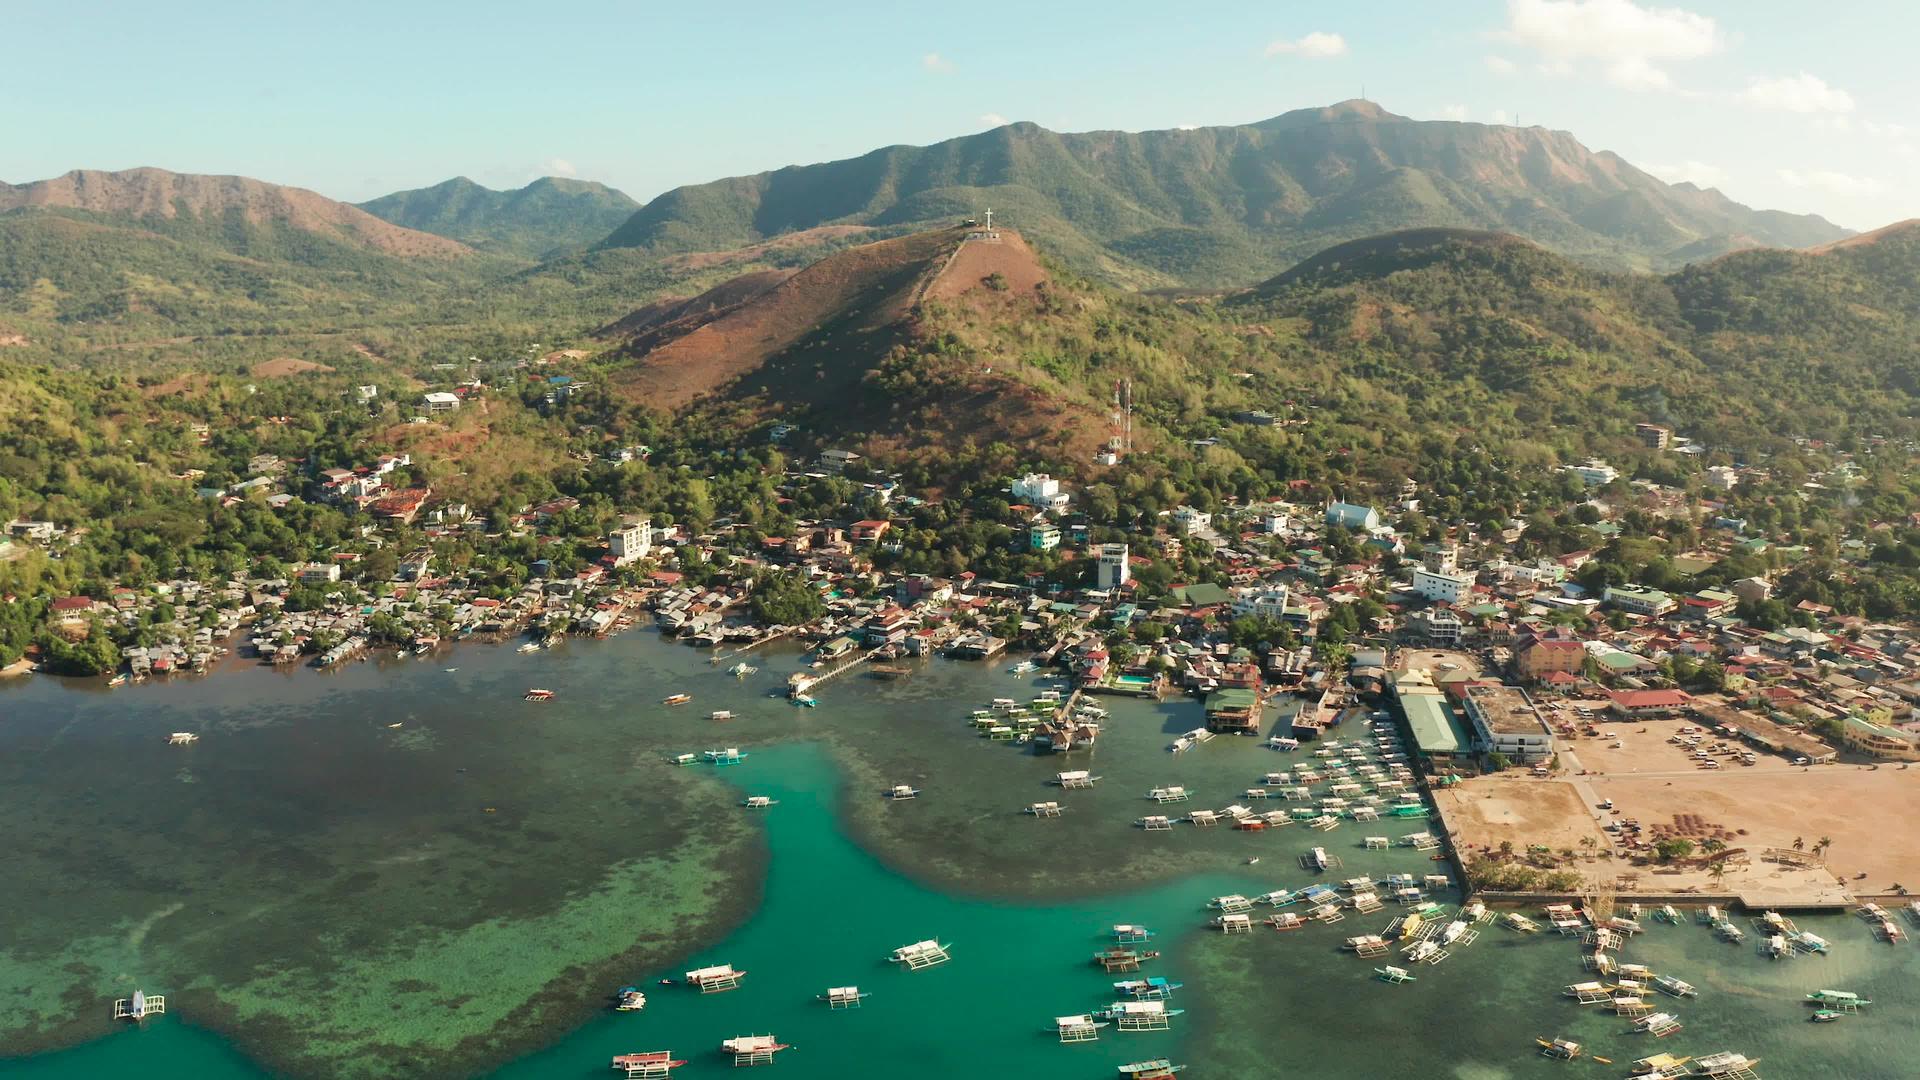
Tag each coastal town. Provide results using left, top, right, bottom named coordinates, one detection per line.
left=12, top=402, right=1920, bottom=916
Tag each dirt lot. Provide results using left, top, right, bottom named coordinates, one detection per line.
left=250, top=357, right=335, bottom=378
left=1434, top=776, right=1608, bottom=857
left=1566, top=722, right=1797, bottom=776
left=1590, top=764, right=1920, bottom=895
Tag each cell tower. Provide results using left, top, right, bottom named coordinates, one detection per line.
left=1109, top=379, right=1132, bottom=457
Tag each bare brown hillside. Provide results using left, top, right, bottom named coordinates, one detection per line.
left=603, top=226, right=1096, bottom=458
left=0, top=168, right=470, bottom=258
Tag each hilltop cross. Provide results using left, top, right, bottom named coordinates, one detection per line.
left=984, top=207, right=993, bottom=231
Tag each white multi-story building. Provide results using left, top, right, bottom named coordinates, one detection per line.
left=1565, top=460, right=1618, bottom=487
left=1705, top=465, right=1740, bottom=491
left=1412, top=567, right=1475, bottom=605
left=1096, top=543, right=1131, bottom=590
left=1172, top=505, right=1212, bottom=533
left=421, top=391, right=461, bottom=413
left=1462, top=684, right=1555, bottom=764
left=1231, top=586, right=1291, bottom=621
left=609, top=518, right=653, bottom=564
left=1012, top=473, right=1070, bottom=512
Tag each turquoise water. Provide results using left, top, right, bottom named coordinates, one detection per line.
left=2, top=632, right=1917, bottom=1079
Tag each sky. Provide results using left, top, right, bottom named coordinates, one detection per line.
left=3, top=0, right=1916, bottom=230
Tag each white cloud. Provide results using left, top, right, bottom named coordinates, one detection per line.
left=1439, top=104, right=1471, bottom=121
left=1645, top=160, right=1726, bottom=187
left=1484, top=54, right=1517, bottom=74
left=979, top=113, right=1010, bottom=128
left=1265, top=31, right=1348, bottom=59
left=1778, top=168, right=1883, bottom=196
left=1865, top=119, right=1910, bottom=139
left=1497, top=0, right=1719, bottom=91
left=1175, top=122, right=1201, bottom=131
left=922, top=52, right=955, bottom=75
left=1605, top=56, right=1670, bottom=91
left=1739, top=73, right=1855, bottom=115
left=542, top=158, right=577, bottom=178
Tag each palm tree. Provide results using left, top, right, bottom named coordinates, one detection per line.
left=1816, top=836, right=1833, bottom=861
left=1792, top=836, right=1805, bottom=851
left=1703, top=838, right=1727, bottom=855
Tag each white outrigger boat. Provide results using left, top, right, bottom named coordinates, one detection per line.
left=113, top=990, right=164, bottom=1020
left=1653, top=974, right=1698, bottom=998
left=1375, top=965, right=1415, bottom=983
left=1693, top=1050, right=1761, bottom=1078
left=884, top=784, right=920, bottom=800
left=888, top=939, right=952, bottom=970
left=1636, top=1011, right=1684, bottom=1038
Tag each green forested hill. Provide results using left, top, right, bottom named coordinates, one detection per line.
left=358, top=176, right=640, bottom=258
left=596, top=100, right=1849, bottom=286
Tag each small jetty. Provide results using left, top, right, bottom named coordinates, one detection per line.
left=112, top=990, right=163, bottom=1021
left=820, top=985, right=868, bottom=1009
left=889, top=939, right=952, bottom=970
left=684, top=964, right=745, bottom=993
left=720, top=1034, right=788, bottom=1067
left=611, top=1051, right=686, bottom=1078
left=1056, top=1013, right=1109, bottom=1042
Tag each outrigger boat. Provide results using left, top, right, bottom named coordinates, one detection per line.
left=1375, top=965, right=1415, bottom=983
left=1637, top=1012, right=1684, bottom=1038
left=1537, top=1037, right=1582, bottom=1060
left=1055, top=1014, right=1109, bottom=1042
left=1693, top=1050, right=1761, bottom=1078
left=1811, top=1009, right=1843, bottom=1022
left=703, top=747, right=747, bottom=766
left=683, top=964, right=745, bottom=993
left=1118, top=1061, right=1187, bottom=1078
left=1095, top=1000, right=1183, bottom=1030
left=112, top=990, right=164, bottom=1021
left=611, top=1050, right=686, bottom=1077
left=719, top=1035, right=788, bottom=1066
left=741, top=796, right=776, bottom=809
left=884, top=784, right=920, bottom=800
left=820, top=985, right=868, bottom=1009
left=1806, top=989, right=1870, bottom=1010
left=1630, top=1052, right=1693, bottom=1078
left=1094, top=947, right=1160, bottom=972
left=1112, top=924, right=1155, bottom=943
left=613, top=986, right=648, bottom=1011
left=663, top=693, right=692, bottom=706
left=1113, top=976, right=1182, bottom=999
left=524, top=688, right=554, bottom=701
left=1653, top=975, right=1698, bottom=998
left=888, top=939, right=952, bottom=970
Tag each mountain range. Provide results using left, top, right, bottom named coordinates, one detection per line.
left=592, top=100, right=1851, bottom=285
left=357, top=176, right=639, bottom=258
left=0, top=167, right=469, bottom=258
